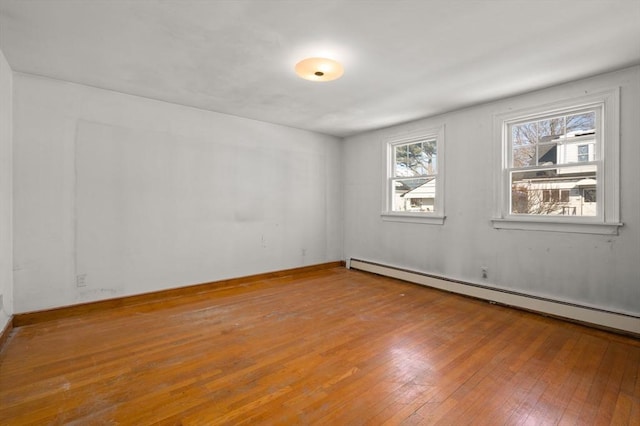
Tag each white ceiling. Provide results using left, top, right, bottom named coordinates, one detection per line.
left=1, top=0, right=639, bottom=137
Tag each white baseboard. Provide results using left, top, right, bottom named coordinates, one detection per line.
left=350, top=258, right=640, bottom=336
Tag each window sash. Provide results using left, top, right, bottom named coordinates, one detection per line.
left=507, top=108, right=600, bottom=168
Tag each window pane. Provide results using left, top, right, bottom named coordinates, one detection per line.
left=510, top=167, right=597, bottom=216
left=537, top=143, right=558, bottom=165
left=537, top=117, right=564, bottom=142
left=394, top=144, right=407, bottom=176
left=512, top=122, right=536, bottom=147
left=566, top=112, right=596, bottom=136
left=392, top=177, right=436, bottom=212
left=512, top=146, right=536, bottom=167
left=394, top=140, right=436, bottom=177
left=423, top=140, right=437, bottom=174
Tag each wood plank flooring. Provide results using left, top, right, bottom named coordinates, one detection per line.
left=1, top=267, right=638, bottom=425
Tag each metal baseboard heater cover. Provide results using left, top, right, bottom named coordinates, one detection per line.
left=348, top=258, right=639, bottom=336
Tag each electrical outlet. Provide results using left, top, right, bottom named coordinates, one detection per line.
left=76, top=274, right=87, bottom=287
left=481, top=267, right=488, bottom=279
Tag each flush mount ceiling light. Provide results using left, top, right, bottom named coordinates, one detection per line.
left=295, top=57, right=344, bottom=82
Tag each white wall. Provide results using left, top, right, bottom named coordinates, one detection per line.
left=12, top=73, right=343, bottom=313
left=344, top=66, right=640, bottom=317
left=10, top=66, right=639, bottom=318
left=0, top=48, right=13, bottom=330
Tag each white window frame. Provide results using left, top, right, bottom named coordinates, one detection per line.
left=382, top=125, right=445, bottom=224
left=492, top=88, right=621, bottom=235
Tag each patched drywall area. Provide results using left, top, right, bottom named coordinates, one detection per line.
left=12, top=73, right=342, bottom=313
left=0, top=47, right=13, bottom=331
left=74, top=121, right=328, bottom=298
left=343, top=66, right=640, bottom=317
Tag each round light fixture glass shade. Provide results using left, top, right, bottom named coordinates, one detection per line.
left=295, top=57, right=344, bottom=82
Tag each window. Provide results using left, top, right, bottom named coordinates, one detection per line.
left=542, top=189, right=570, bottom=203
left=382, top=126, right=445, bottom=224
left=577, top=144, right=589, bottom=162
left=492, top=89, right=621, bottom=235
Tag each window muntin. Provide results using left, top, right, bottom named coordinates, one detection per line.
left=507, top=108, right=600, bottom=217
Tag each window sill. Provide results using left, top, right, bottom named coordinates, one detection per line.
left=381, top=213, right=446, bottom=225
left=491, top=218, right=622, bottom=235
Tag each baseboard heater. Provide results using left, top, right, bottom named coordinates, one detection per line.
left=348, top=258, right=639, bottom=337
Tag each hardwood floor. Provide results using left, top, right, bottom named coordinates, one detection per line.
left=1, top=267, right=638, bottom=425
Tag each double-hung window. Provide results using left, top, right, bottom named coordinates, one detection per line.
left=493, top=89, right=621, bottom=234
left=382, top=126, right=445, bottom=224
